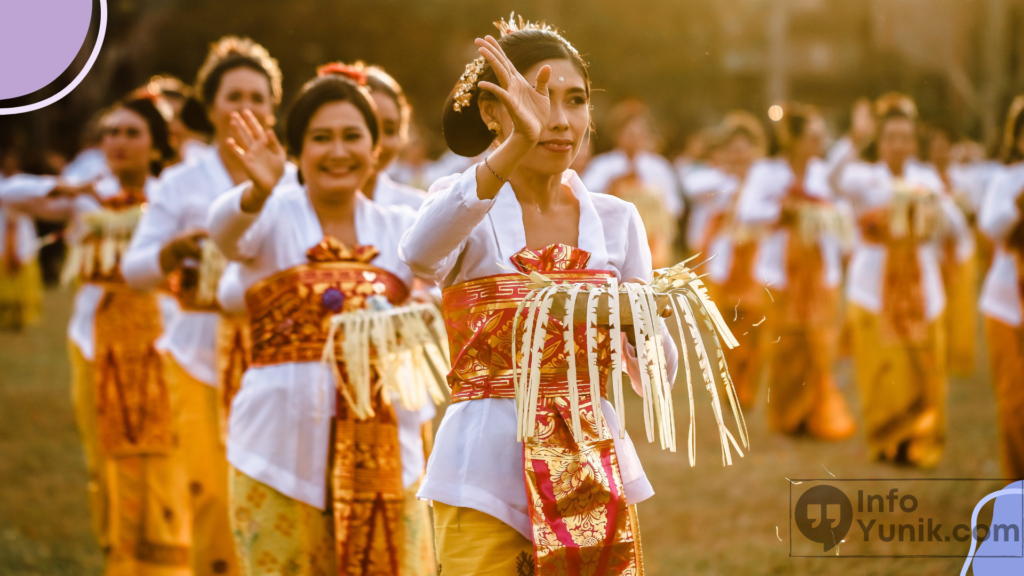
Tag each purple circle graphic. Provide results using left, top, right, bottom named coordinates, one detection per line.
left=0, top=1, right=93, bottom=99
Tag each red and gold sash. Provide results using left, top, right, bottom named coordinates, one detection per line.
left=858, top=207, right=929, bottom=343
left=94, top=284, right=173, bottom=456
left=243, top=236, right=411, bottom=575
left=778, top=188, right=837, bottom=328
left=442, top=242, right=643, bottom=575
left=74, top=189, right=173, bottom=456
left=215, top=313, right=251, bottom=443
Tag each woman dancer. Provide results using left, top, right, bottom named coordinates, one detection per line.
left=924, top=126, right=979, bottom=376
left=5, top=96, right=188, bottom=575
left=834, top=94, right=969, bottom=467
left=342, top=62, right=429, bottom=210
left=735, top=103, right=855, bottom=439
left=400, top=18, right=678, bottom=575
left=208, top=67, right=436, bottom=576
left=979, top=96, right=1024, bottom=479
left=702, top=112, right=768, bottom=409
left=122, top=36, right=287, bottom=576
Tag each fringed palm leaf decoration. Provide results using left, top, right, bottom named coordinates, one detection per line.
left=321, top=299, right=449, bottom=420
left=889, top=178, right=950, bottom=241
left=511, top=256, right=749, bottom=467
left=62, top=206, right=145, bottom=285
left=196, top=240, right=228, bottom=307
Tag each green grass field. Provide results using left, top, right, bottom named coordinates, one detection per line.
left=0, top=289, right=1009, bottom=575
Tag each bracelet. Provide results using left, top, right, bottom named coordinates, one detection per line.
left=483, top=158, right=510, bottom=184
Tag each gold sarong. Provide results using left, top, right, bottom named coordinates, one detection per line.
left=849, top=304, right=947, bottom=468
left=766, top=228, right=855, bottom=439
left=985, top=317, right=1024, bottom=480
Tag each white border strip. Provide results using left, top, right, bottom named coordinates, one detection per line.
left=0, top=0, right=108, bottom=115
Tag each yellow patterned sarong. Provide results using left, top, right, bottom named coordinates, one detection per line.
left=163, top=353, right=239, bottom=575
left=849, top=304, right=947, bottom=468
left=986, top=317, right=1024, bottom=480
left=941, top=248, right=977, bottom=376
left=0, top=259, right=42, bottom=330
left=70, top=341, right=193, bottom=575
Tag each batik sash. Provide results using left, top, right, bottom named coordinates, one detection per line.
left=441, top=243, right=643, bottom=575
left=244, top=236, right=410, bottom=576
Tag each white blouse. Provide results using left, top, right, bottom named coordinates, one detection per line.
left=979, top=163, right=1024, bottom=327
left=0, top=174, right=174, bottom=359
left=122, top=148, right=296, bottom=385
left=399, top=166, right=677, bottom=539
left=0, top=175, right=42, bottom=266
left=372, top=173, right=427, bottom=210
left=209, top=182, right=431, bottom=508
left=735, top=158, right=843, bottom=289
left=837, top=161, right=969, bottom=319
left=683, top=167, right=745, bottom=284
left=582, top=150, right=683, bottom=217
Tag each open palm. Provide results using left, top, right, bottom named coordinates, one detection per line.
left=475, top=35, right=551, bottom=143
left=225, top=109, right=286, bottom=197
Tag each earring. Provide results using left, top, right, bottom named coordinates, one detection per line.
left=487, top=121, right=501, bottom=136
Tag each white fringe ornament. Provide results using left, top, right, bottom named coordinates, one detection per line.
left=510, top=256, right=749, bottom=467
left=61, top=206, right=145, bottom=285
left=320, top=299, right=450, bottom=421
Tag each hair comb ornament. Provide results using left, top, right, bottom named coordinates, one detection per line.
left=317, top=62, right=368, bottom=86
left=452, top=57, right=486, bottom=112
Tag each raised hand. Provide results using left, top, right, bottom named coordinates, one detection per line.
left=475, top=35, right=551, bottom=144
left=225, top=109, right=286, bottom=200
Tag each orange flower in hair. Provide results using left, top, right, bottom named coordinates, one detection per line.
left=316, top=62, right=368, bottom=85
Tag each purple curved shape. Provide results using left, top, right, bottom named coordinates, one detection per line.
left=0, top=0, right=93, bottom=99
left=973, top=481, right=1024, bottom=575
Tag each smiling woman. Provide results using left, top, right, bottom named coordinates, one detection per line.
left=206, top=67, right=438, bottom=576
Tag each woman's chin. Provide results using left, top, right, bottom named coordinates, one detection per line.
left=307, top=178, right=361, bottom=199
left=522, top=155, right=573, bottom=177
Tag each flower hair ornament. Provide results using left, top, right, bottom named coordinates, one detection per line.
left=317, top=62, right=368, bottom=85
left=452, top=57, right=486, bottom=112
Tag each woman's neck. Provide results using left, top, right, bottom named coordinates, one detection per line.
left=116, top=168, right=148, bottom=189
left=885, top=158, right=906, bottom=177
left=307, top=186, right=359, bottom=245
left=788, top=152, right=811, bottom=181
left=509, top=166, right=566, bottom=211
left=363, top=172, right=379, bottom=200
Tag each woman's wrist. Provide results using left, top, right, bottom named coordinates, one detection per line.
left=239, top=181, right=270, bottom=214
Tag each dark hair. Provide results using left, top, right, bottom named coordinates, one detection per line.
left=180, top=95, right=214, bottom=134
left=195, top=37, right=282, bottom=107
left=285, top=75, right=380, bottom=183
left=362, top=65, right=411, bottom=131
left=442, top=24, right=591, bottom=157
left=200, top=56, right=269, bottom=106
left=1001, top=96, right=1024, bottom=164
left=118, top=97, right=174, bottom=176
left=773, top=102, right=819, bottom=152
left=861, top=93, right=917, bottom=162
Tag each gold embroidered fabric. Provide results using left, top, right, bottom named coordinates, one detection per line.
left=94, top=285, right=173, bottom=456
left=245, top=262, right=409, bottom=366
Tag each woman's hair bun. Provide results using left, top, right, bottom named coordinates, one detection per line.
left=442, top=87, right=497, bottom=157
